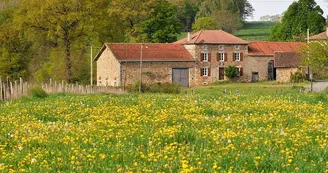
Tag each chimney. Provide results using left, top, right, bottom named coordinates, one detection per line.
left=187, top=32, right=191, bottom=42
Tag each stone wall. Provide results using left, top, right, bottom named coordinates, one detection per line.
left=276, top=68, right=298, bottom=83
left=244, top=55, right=274, bottom=82
left=189, top=44, right=248, bottom=85
left=96, top=48, right=121, bottom=86
left=120, top=61, right=196, bottom=87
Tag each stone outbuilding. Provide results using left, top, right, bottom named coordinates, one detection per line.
left=274, top=52, right=302, bottom=83
left=247, top=42, right=305, bottom=82
left=94, top=43, right=195, bottom=87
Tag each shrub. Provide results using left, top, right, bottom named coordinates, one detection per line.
left=224, top=66, right=239, bottom=79
left=290, top=71, right=305, bottom=83
left=30, top=86, right=48, bottom=99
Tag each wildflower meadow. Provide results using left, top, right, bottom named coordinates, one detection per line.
left=0, top=90, right=327, bottom=172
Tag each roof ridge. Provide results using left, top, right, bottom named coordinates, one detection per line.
left=194, top=30, right=203, bottom=43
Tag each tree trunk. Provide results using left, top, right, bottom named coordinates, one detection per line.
left=64, top=33, right=72, bottom=82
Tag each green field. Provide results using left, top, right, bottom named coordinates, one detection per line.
left=234, top=21, right=278, bottom=41
left=177, top=21, right=278, bottom=41
left=0, top=83, right=328, bottom=172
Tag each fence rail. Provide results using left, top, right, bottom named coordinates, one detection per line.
left=0, top=77, right=126, bottom=102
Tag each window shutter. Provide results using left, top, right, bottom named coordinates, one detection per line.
left=208, top=68, right=211, bottom=76
left=200, top=53, right=203, bottom=62
left=224, top=53, right=227, bottom=62
left=233, top=53, right=236, bottom=61
left=200, top=68, right=203, bottom=76
left=208, top=53, right=211, bottom=62
left=217, top=53, right=219, bottom=61
left=240, top=53, right=244, bottom=61
left=240, top=67, right=243, bottom=76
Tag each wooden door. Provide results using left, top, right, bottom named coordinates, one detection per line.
left=252, top=72, right=259, bottom=82
left=172, top=68, right=189, bottom=87
left=219, top=68, right=224, bottom=80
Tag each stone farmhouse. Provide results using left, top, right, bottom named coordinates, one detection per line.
left=309, top=28, right=328, bottom=41
left=94, top=30, right=305, bottom=87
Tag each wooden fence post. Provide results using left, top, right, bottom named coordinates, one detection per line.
left=61, top=80, right=64, bottom=92
left=19, top=77, right=23, bottom=95
left=14, top=80, right=18, bottom=99
left=49, top=78, right=52, bottom=93
left=6, top=77, right=11, bottom=99
left=10, top=81, right=13, bottom=98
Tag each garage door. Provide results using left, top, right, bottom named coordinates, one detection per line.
left=172, top=68, right=189, bottom=87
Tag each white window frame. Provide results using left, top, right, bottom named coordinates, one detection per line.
left=236, top=66, right=242, bottom=76
left=234, top=53, right=240, bottom=61
left=201, top=67, right=209, bottom=77
left=218, top=53, right=225, bottom=62
left=218, top=45, right=224, bottom=51
left=201, top=53, right=209, bottom=62
left=202, top=45, right=208, bottom=51
left=234, top=45, right=240, bottom=50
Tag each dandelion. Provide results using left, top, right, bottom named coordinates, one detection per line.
left=31, top=158, right=37, bottom=164
left=99, top=154, right=106, bottom=160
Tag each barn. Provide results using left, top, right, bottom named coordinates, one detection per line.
left=94, top=43, right=195, bottom=87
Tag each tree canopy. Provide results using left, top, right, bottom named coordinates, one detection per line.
left=0, top=0, right=253, bottom=83
left=270, top=0, right=326, bottom=41
left=300, top=42, right=328, bottom=78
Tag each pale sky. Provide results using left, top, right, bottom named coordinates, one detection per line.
left=247, top=0, right=328, bottom=21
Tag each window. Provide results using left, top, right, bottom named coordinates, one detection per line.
left=202, top=45, right=208, bottom=50
left=234, top=53, right=240, bottom=61
left=218, top=45, right=224, bottom=51
left=234, top=45, right=240, bottom=50
left=201, top=53, right=209, bottom=62
left=201, top=67, right=209, bottom=76
left=237, top=66, right=243, bottom=76
left=218, top=53, right=225, bottom=61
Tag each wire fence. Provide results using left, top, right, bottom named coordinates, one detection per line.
left=0, top=77, right=126, bottom=102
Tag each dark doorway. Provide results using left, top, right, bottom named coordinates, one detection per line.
left=252, top=72, right=259, bottom=82
left=268, top=60, right=276, bottom=80
left=172, top=68, right=189, bottom=87
left=219, top=68, right=225, bottom=80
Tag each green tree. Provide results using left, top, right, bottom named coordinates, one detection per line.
left=192, top=17, right=217, bottom=31
left=300, top=42, right=328, bottom=78
left=0, top=5, right=32, bottom=79
left=15, top=0, right=106, bottom=82
left=195, top=0, right=253, bottom=21
left=176, top=0, right=198, bottom=32
left=212, top=10, right=241, bottom=33
left=134, top=0, right=181, bottom=43
left=270, top=0, right=325, bottom=41
left=109, top=0, right=157, bottom=41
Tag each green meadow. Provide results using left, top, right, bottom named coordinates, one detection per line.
left=0, top=82, right=327, bottom=172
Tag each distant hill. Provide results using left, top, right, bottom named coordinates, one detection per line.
left=234, top=21, right=279, bottom=41
left=176, top=21, right=279, bottom=42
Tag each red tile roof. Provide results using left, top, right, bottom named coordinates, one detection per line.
left=174, top=30, right=248, bottom=45
left=274, top=52, right=301, bottom=68
left=94, top=43, right=195, bottom=62
left=309, top=31, right=328, bottom=40
left=248, top=42, right=305, bottom=56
